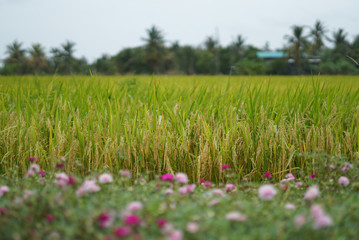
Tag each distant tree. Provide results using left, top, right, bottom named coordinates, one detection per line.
left=142, top=25, right=165, bottom=73
left=62, top=41, right=76, bottom=74
left=285, top=25, right=308, bottom=74
left=204, top=36, right=217, bottom=53
left=310, top=20, right=327, bottom=55
left=4, top=40, right=28, bottom=74
left=28, top=43, right=48, bottom=74
left=330, top=29, right=350, bottom=60
left=92, top=54, right=116, bottom=75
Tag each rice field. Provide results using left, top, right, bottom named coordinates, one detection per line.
left=0, top=75, right=359, bottom=182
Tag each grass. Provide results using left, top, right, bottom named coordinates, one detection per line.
left=0, top=75, right=359, bottom=182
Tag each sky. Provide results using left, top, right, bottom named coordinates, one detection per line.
left=0, top=0, right=358, bottom=64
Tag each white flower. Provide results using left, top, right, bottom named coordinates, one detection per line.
left=338, top=176, right=350, bottom=187
left=127, top=201, right=143, bottom=212
left=225, top=211, right=248, bottom=221
left=99, top=173, right=113, bottom=184
left=304, top=185, right=320, bottom=201
left=175, top=173, right=188, bottom=184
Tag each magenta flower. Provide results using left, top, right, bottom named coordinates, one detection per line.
left=55, top=163, right=65, bottom=169
left=38, top=170, right=46, bottom=176
left=309, top=174, right=317, bottom=179
left=124, top=215, right=141, bottom=226
left=46, top=214, right=55, bottom=223
left=161, top=174, right=174, bottom=181
left=203, top=181, right=212, bottom=189
left=200, top=178, right=205, bottom=183
left=221, top=164, right=229, bottom=170
left=156, top=218, right=167, bottom=228
left=68, top=176, right=76, bottom=185
left=113, top=227, right=131, bottom=238
left=28, top=157, right=37, bottom=162
left=0, top=207, right=8, bottom=216
left=98, top=212, right=113, bottom=228
left=262, top=172, right=272, bottom=178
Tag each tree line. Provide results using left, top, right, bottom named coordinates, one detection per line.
left=1, top=20, right=358, bottom=76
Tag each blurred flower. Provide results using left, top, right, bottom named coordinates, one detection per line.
left=309, top=174, right=317, bottom=179
left=310, top=204, right=325, bottom=219
left=186, top=222, right=199, bottom=233
left=285, top=173, right=295, bottom=181
left=164, top=188, right=174, bottom=195
left=127, top=201, right=143, bottom=212
left=0, top=207, right=8, bottom=215
left=225, top=183, right=236, bottom=192
left=263, top=172, right=272, bottom=178
left=212, top=188, right=225, bottom=197
left=221, top=164, right=229, bottom=170
left=208, top=199, right=220, bottom=206
left=258, top=184, right=277, bottom=201
left=284, top=203, right=296, bottom=210
left=120, top=170, right=131, bottom=178
left=28, top=157, right=37, bottom=162
left=46, top=214, right=55, bottom=223
left=99, top=173, right=113, bottom=184
left=25, top=169, right=35, bottom=178
left=329, top=164, right=335, bottom=170
left=30, top=164, right=41, bottom=173
left=296, top=182, right=303, bottom=188
left=166, top=230, right=183, bottom=240
left=280, top=184, right=288, bottom=190
left=304, top=185, right=320, bottom=201
left=38, top=170, right=46, bottom=176
left=60, top=157, right=66, bottom=162
left=23, top=190, right=34, bottom=199
left=97, top=212, right=113, bottom=228
left=157, top=218, right=167, bottom=228
left=314, top=214, right=333, bottom=229
left=178, top=186, right=187, bottom=195
left=76, top=180, right=100, bottom=197
left=225, top=211, right=248, bottom=221
left=113, top=227, right=131, bottom=238
left=175, top=173, right=188, bottom=184
left=203, top=181, right=212, bottom=189
left=124, top=215, right=141, bottom=226
left=338, top=176, right=350, bottom=186
left=0, top=185, right=9, bottom=197
left=161, top=174, right=174, bottom=181
left=55, top=173, right=70, bottom=189
left=56, top=162, right=65, bottom=169
left=294, top=215, right=306, bottom=228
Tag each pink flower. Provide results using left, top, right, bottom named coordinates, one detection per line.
left=99, top=173, right=113, bottom=184
left=55, top=173, right=70, bottom=189
left=46, top=214, right=55, bottom=223
left=120, top=169, right=131, bottom=178
left=0, top=185, right=9, bottom=197
left=23, top=190, right=34, bottom=199
left=60, top=157, right=66, bottom=162
left=178, top=186, right=188, bottom=195
left=309, top=174, right=317, bottom=179
left=258, top=184, right=277, bottom=201
left=28, top=157, right=37, bottom=162
left=296, top=182, right=303, bottom=188
left=113, top=227, right=131, bottom=238
left=263, top=172, right=272, bottom=178
left=208, top=199, right=220, bottom=206
left=341, top=166, right=347, bottom=172
left=175, top=173, right=188, bottom=184
left=311, top=204, right=325, bottom=219
left=166, top=230, right=183, bottom=240
left=225, top=211, right=248, bottom=221
left=127, top=201, right=143, bottom=212
left=329, top=164, right=335, bottom=169
left=212, top=188, right=225, bottom=197
left=164, top=188, right=174, bottom=195
left=304, top=185, right=320, bottom=201
left=314, top=215, right=333, bottom=229
left=124, top=215, right=141, bottom=226
left=38, top=170, right=46, bottom=176
left=285, top=173, right=295, bottom=181
left=221, top=164, right=229, bottom=170
left=55, top=163, right=65, bottom=169
left=294, top=215, right=306, bottom=228
left=98, top=212, right=113, bottom=228
left=76, top=180, right=100, bottom=197
left=157, top=218, right=167, bottom=228
left=338, top=176, right=350, bottom=186
left=25, top=169, right=35, bottom=178
left=225, top=183, right=236, bottom=192
left=30, top=164, right=40, bottom=173
left=186, top=222, right=199, bottom=233
left=0, top=207, right=8, bottom=216
left=203, top=181, right=212, bottom=189
left=161, top=174, right=174, bottom=181
left=284, top=203, right=296, bottom=210
left=280, top=184, right=288, bottom=190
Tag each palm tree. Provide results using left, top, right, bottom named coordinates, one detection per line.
left=5, top=40, right=27, bottom=74
left=231, top=35, right=245, bottom=62
left=310, top=20, right=327, bottom=55
left=61, top=41, right=76, bottom=74
left=285, top=25, right=308, bottom=74
left=142, top=25, right=165, bottom=73
left=28, top=43, right=48, bottom=74
left=331, top=29, right=350, bottom=57
left=204, top=36, right=217, bottom=53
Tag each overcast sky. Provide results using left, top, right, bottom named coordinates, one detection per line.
left=0, top=0, right=358, bottom=63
